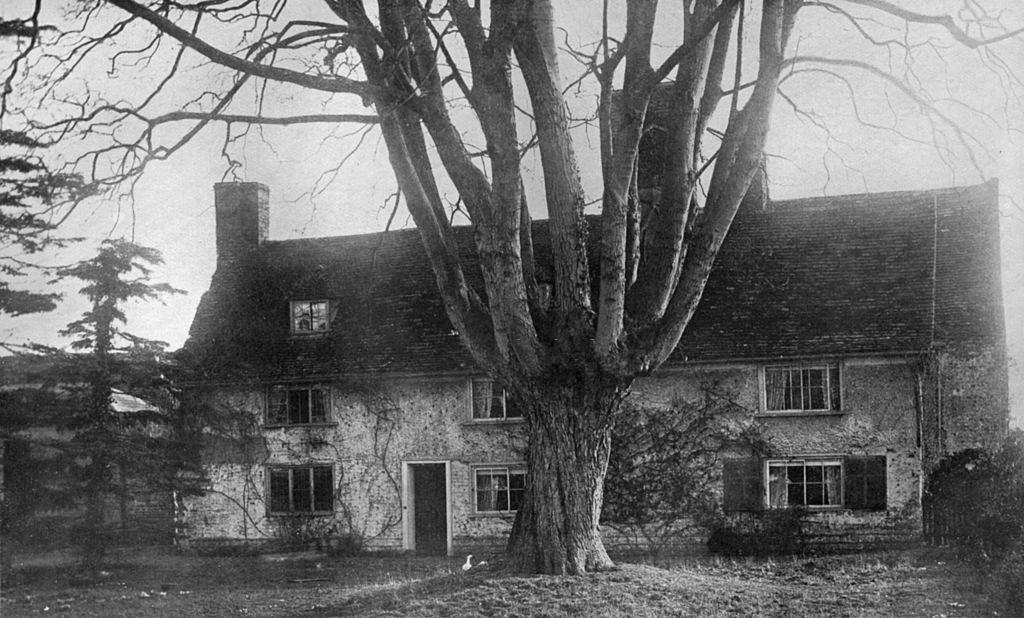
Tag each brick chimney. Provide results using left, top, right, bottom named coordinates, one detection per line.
left=214, top=182, right=268, bottom=266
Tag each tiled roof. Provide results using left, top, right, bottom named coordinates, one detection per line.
left=182, top=181, right=1003, bottom=380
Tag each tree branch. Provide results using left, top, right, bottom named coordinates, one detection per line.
left=106, top=0, right=371, bottom=96
left=840, top=0, right=1024, bottom=48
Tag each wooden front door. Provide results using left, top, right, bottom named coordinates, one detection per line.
left=412, top=464, right=447, bottom=555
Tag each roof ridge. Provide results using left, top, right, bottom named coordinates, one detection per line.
left=769, top=179, right=995, bottom=210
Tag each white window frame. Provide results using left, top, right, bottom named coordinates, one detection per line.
left=470, top=379, right=522, bottom=421
left=266, top=464, right=335, bottom=515
left=290, top=299, right=330, bottom=334
left=760, top=362, right=842, bottom=414
left=765, top=458, right=844, bottom=510
left=472, top=464, right=526, bottom=515
left=266, top=384, right=331, bottom=426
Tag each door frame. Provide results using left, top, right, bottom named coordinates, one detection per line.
left=402, top=460, right=453, bottom=556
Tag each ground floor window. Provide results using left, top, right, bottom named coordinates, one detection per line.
left=723, top=455, right=886, bottom=512
left=474, top=466, right=526, bottom=513
left=768, top=459, right=842, bottom=508
left=267, top=465, right=334, bottom=514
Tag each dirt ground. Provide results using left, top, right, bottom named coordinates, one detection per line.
left=0, top=546, right=1002, bottom=617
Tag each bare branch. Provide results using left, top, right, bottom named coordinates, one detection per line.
left=840, top=0, right=1024, bottom=48
left=106, top=0, right=371, bottom=96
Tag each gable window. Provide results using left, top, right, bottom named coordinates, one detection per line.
left=763, top=363, right=841, bottom=412
left=267, top=384, right=329, bottom=426
left=723, top=455, right=886, bottom=512
left=474, top=466, right=526, bottom=513
left=291, top=300, right=329, bottom=334
left=267, top=465, right=334, bottom=514
left=471, top=380, right=521, bottom=420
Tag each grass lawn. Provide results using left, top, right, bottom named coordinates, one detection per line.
left=0, top=546, right=1000, bottom=617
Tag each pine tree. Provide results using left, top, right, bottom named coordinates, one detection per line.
left=48, top=239, right=186, bottom=572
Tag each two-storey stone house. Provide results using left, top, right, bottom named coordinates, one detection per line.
left=177, top=179, right=1007, bottom=555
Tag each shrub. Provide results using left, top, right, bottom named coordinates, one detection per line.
left=924, top=430, right=1024, bottom=562
left=707, top=507, right=807, bottom=556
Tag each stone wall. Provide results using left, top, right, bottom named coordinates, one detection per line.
left=178, top=376, right=526, bottom=552
left=180, top=355, right=932, bottom=553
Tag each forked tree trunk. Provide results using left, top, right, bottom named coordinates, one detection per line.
left=507, top=378, right=628, bottom=574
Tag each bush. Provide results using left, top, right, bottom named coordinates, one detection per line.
left=924, top=430, right=1024, bottom=562
left=707, top=507, right=807, bottom=556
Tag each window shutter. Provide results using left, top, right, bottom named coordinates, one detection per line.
left=313, top=466, right=334, bottom=511
left=268, top=469, right=290, bottom=513
left=723, top=458, right=763, bottom=511
left=844, top=455, right=887, bottom=510
left=311, top=388, right=327, bottom=423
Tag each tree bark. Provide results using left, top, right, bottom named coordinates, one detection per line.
left=507, top=375, right=627, bottom=574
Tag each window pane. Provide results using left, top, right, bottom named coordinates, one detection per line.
left=313, top=467, right=333, bottom=511
left=292, top=468, right=313, bottom=512
left=293, top=302, right=311, bottom=332
left=472, top=381, right=493, bottom=419
left=289, top=389, right=310, bottom=424
left=268, top=387, right=288, bottom=424
left=806, top=483, right=824, bottom=505
left=806, top=465, right=823, bottom=483
left=808, top=386, right=826, bottom=409
left=476, top=471, right=499, bottom=511
left=787, top=465, right=804, bottom=484
left=508, top=472, right=526, bottom=511
left=509, top=488, right=524, bottom=511
left=490, top=390, right=506, bottom=419
left=269, top=469, right=291, bottom=513
left=788, top=482, right=805, bottom=505
left=787, top=369, right=801, bottom=409
left=768, top=465, right=787, bottom=508
left=311, top=388, right=327, bottom=423
left=310, top=301, right=328, bottom=331
left=765, top=369, right=787, bottom=410
left=829, top=365, right=842, bottom=410
left=477, top=489, right=497, bottom=511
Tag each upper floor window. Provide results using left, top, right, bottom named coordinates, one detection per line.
left=763, top=363, right=841, bottom=412
left=267, top=465, right=334, bottom=514
left=291, top=300, right=329, bottom=334
left=471, top=379, right=522, bottom=421
left=474, top=466, right=526, bottom=513
left=267, top=384, right=329, bottom=426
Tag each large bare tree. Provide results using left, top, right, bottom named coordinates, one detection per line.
left=3, top=0, right=1022, bottom=574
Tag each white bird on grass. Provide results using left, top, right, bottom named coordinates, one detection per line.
left=461, top=554, right=488, bottom=572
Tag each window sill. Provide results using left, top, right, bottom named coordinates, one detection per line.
left=462, top=418, right=526, bottom=427
left=263, top=422, right=338, bottom=429
left=266, top=511, right=335, bottom=517
left=755, top=410, right=845, bottom=418
left=469, top=511, right=517, bottom=519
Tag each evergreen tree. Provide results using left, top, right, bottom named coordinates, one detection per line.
left=0, top=240, right=202, bottom=574
left=55, top=239, right=185, bottom=570
left=1, top=12, right=91, bottom=321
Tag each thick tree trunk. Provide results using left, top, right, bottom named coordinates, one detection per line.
left=507, top=378, right=627, bottom=574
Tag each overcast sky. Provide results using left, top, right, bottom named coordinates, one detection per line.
left=2, top=0, right=1022, bottom=425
